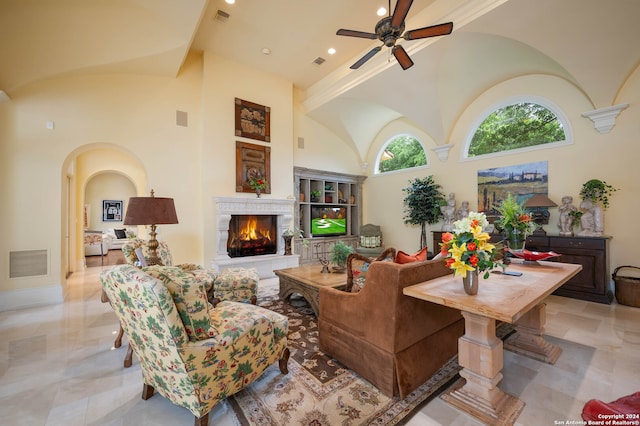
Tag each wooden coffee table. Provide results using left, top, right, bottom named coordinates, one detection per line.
left=274, top=264, right=347, bottom=316
left=404, top=260, right=581, bottom=425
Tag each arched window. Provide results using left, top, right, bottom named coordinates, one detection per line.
left=465, top=98, right=571, bottom=159
left=376, top=134, right=427, bottom=174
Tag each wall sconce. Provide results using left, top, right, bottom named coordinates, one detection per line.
left=525, top=194, right=557, bottom=234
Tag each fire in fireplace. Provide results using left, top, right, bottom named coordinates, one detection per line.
left=227, top=215, right=277, bottom=257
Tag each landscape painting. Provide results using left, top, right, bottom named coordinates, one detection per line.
left=478, top=161, right=548, bottom=220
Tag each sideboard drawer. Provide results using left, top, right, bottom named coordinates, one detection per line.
left=551, top=237, right=605, bottom=251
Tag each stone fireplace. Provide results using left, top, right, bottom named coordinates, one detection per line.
left=227, top=214, right=277, bottom=257
left=212, top=197, right=299, bottom=278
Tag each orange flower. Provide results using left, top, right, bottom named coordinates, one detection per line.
left=442, top=232, right=453, bottom=243
left=518, top=214, right=531, bottom=222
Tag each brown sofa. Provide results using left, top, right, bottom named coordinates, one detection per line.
left=318, top=257, right=464, bottom=398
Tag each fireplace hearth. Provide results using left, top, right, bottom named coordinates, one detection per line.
left=212, top=197, right=299, bottom=278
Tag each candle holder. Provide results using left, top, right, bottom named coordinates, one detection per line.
left=314, top=243, right=331, bottom=273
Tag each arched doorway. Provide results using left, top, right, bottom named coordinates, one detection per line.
left=61, top=144, right=147, bottom=276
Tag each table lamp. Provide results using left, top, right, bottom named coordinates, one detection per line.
left=124, top=190, right=178, bottom=265
left=525, top=194, right=557, bottom=234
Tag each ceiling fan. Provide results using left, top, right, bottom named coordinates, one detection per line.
left=336, top=0, right=453, bottom=70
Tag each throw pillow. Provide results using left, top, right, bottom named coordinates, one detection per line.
left=360, top=235, right=381, bottom=248
left=395, top=247, right=428, bottom=264
left=143, top=265, right=215, bottom=341
left=347, top=247, right=397, bottom=293
left=114, top=228, right=127, bottom=239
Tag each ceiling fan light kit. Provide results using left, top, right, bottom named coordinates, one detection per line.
left=336, top=0, right=453, bottom=70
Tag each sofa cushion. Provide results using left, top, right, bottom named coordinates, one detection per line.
left=347, top=248, right=396, bottom=293
left=395, top=247, right=428, bottom=264
left=143, top=265, right=215, bottom=341
left=114, top=228, right=127, bottom=239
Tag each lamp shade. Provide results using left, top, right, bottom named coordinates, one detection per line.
left=525, top=194, right=558, bottom=208
left=124, top=196, right=178, bottom=225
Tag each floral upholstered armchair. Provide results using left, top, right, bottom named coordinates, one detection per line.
left=121, top=238, right=200, bottom=270
left=100, top=265, right=289, bottom=426
left=104, top=239, right=216, bottom=367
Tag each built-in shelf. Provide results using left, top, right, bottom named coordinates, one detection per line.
left=294, top=167, right=366, bottom=264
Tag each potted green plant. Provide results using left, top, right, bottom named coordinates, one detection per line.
left=494, top=194, right=538, bottom=250
left=402, top=176, right=446, bottom=249
left=330, top=240, right=354, bottom=271
left=579, top=179, right=618, bottom=209
left=310, top=190, right=321, bottom=202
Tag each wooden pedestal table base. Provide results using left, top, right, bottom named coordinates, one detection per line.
left=441, top=312, right=524, bottom=425
left=503, top=303, right=562, bottom=364
left=403, top=260, right=582, bottom=425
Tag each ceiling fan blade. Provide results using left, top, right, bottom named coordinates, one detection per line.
left=350, top=46, right=383, bottom=69
left=336, top=29, right=378, bottom=39
left=391, top=0, right=414, bottom=28
left=392, top=45, right=414, bottom=70
left=404, top=22, right=453, bottom=40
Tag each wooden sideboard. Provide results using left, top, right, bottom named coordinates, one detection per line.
left=432, top=231, right=613, bottom=304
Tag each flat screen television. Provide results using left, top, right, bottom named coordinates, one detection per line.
left=311, top=205, right=347, bottom=237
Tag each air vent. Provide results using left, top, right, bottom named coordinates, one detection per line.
left=176, top=110, right=188, bottom=127
left=313, top=57, right=326, bottom=65
left=9, top=249, right=48, bottom=278
left=214, top=9, right=230, bottom=22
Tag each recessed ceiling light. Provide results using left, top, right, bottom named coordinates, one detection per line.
left=225, top=0, right=235, bottom=4
left=328, top=48, right=336, bottom=55
left=377, top=7, right=387, bottom=16
left=261, top=47, right=271, bottom=55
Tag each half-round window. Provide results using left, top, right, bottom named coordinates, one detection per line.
left=465, top=99, right=570, bottom=158
left=376, top=134, right=427, bottom=174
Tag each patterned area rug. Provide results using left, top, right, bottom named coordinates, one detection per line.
left=228, top=294, right=463, bottom=425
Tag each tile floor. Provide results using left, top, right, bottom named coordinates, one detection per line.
left=1, top=265, right=638, bottom=425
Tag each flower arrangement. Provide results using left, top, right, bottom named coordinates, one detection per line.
left=493, top=194, right=538, bottom=237
left=248, top=177, right=268, bottom=191
left=440, top=212, right=501, bottom=279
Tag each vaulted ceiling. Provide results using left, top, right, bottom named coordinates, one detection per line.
left=2, top=0, right=638, bottom=161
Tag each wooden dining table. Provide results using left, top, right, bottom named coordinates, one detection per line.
left=404, top=260, right=582, bottom=425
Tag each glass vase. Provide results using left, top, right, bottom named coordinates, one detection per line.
left=507, top=229, right=525, bottom=250
left=255, top=188, right=261, bottom=198
left=462, top=269, right=479, bottom=295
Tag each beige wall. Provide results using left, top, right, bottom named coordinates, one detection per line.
left=363, top=73, right=640, bottom=272
left=84, top=172, right=136, bottom=232
left=1, top=46, right=637, bottom=311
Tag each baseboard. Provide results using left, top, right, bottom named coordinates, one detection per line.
left=0, top=284, right=63, bottom=312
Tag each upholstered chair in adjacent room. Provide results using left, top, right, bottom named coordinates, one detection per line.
left=100, top=265, right=290, bottom=426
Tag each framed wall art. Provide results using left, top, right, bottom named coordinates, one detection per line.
left=477, top=160, right=549, bottom=220
left=236, top=141, right=271, bottom=194
left=235, top=98, right=270, bottom=142
left=103, top=200, right=123, bottom=222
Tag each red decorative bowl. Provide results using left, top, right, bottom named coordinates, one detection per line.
left=506, top=248, right=561, bottom=262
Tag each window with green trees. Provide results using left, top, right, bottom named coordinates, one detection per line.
left=376, top=135, right=427, bottom=173
left=467, top=101, right=567, bottom=157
